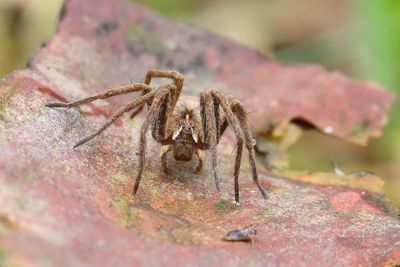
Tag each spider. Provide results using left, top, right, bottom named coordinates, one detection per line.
left=45, top=70, right=267, bottom=204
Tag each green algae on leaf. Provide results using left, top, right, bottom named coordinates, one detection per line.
left=362, top=192, right=399, bottom=217
left=215, top=200, right=237, bottom=212
left=0, top=248, right=8, bottom=267
left=26, top=171, right=37, bottom=181
left=112, top=196, right=136, bottom=227
left=351, top=121, right=370, bottom=136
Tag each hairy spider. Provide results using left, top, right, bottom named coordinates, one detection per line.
left=45, top=70, right=267, bottom=204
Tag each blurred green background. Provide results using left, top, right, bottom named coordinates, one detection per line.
left=0, top=0, right=398, bottom=204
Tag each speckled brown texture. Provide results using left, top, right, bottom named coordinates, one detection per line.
left=0, top=0, right=398, bottom=266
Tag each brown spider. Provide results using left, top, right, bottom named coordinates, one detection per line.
left=45, top=70, right=267, bottom=204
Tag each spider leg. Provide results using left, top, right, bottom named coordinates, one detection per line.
left=209, top=91, right=245, bottom=204
left=45, top=83, right=152, bottom=108
left=73, top=90, right=157, bottom=148
left=130, top=70, right=184, bottom=119
left=151, top=90, right=174, bottom=144
left=194, top=149, right=205, bottom=173
left=200, top=92, right=220, bottom=192
left=228, top=97, right=268, bottom=200
left=151, top=71, right=186, bottom=144
left=212, top=94, right=222, bottom=141
left=144, top=70, right=184, bottom=108
left=132, top=85, right=173, bottom=195
left=153, top=88, right=184, bottom=176
left=217, top=117, right=229, bottom=143
left=160, top=145, right=172, bottom=175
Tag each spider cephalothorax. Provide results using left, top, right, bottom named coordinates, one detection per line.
left=46, top=70, right=267, bottom=204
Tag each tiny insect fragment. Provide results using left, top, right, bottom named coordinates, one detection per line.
left=331, top=161, right=376, bottom=177
left=223, top=226, right=257, bottom=242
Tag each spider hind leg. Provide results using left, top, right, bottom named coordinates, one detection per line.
left=209, top=90, right=268, bottom=203
left=229, top=97, right=268, bottom=200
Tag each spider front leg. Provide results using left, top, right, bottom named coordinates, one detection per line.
left=46, top=83, right=151, bottom=108
left=73, top=92, right=156, bottom=148
left=45, top=83, right=154, bottom=147
left=130, top=70, right=184, bottom=119
left=132, top=85, right=174, bottom=195
left=160, top=146, right=204, bottom=175
left=160, top=145, right=172, bottom=175
left=194, top=150, right=205, bottom=173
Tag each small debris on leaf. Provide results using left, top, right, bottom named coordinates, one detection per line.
left=331, top=161, right=376, bottom=177
left=222, top=226, right=257, bottom=242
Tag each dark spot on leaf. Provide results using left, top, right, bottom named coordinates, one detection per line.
left=26, top=55, right=34, bottom=68
left=98, top=21, right=119, bottom=36
left=291, top=117, right=316, bottom=130
left=58, top=0, right=69, bottom=22
left=351, top=120, right=371, bottom=136
left=362, top=192, right=398, bottom=217
left=193, top=55, right=205, bottom=68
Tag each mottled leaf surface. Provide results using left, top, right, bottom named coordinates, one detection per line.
left=0, top=0, right=398, bottom=266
